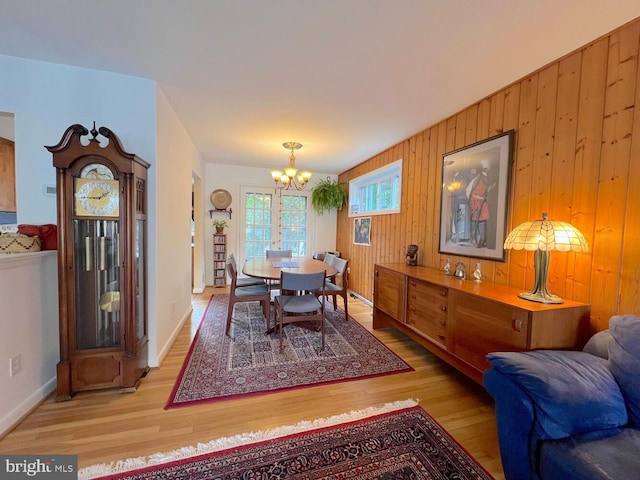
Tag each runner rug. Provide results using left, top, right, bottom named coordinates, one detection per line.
left=165, top=294, right=412, bottom=408
left=79, top=400, right=494, bottom=479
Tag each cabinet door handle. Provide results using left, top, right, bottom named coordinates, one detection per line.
left=513, top=319, right=524, bottom=332
left=439, top=319, right=446, bottom=326
left=411, top=294, right=416, bottom=299
left=439, top=289, right=447, bottom=296
left=440, top=305, right=447, bottom=312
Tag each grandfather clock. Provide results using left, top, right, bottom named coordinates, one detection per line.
left=47, top=124, right=150, bottom=400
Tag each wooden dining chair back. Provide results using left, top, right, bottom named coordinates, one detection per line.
left=225, top=260, right=271, bottom=336
left=274, top=270, right=326, bottom=350
left=322, top=257, right=349, bottom=320
left=227, top=253, right=266, bottom=287
left=266, top=249, right=292, bottom=258
left=265, top=249, right=293, bottom=291
left=323, top=253, right=336, bottom=281
left=323, top=253, right=336, bottom=267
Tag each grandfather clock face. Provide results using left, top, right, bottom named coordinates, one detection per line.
left=74, top=163, right=120, bottom=217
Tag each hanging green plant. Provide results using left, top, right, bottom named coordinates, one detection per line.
left=311, top=177, right=348, bottom=215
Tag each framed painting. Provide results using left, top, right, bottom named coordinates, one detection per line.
left=354, top=217, right=371, bottom=246
left=438, top=130, right=514, bottom=261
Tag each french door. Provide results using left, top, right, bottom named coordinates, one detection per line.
left=240, top=187, right=310, bottom=262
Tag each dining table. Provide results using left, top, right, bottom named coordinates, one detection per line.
left=242, top=256, right=338, bottom=335
left=242, top=256, right=337, bottom=281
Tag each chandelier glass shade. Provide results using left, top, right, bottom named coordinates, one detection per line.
left=503, top=213, right=589, bottom=304
left=271, top=142, right=312, bottom=190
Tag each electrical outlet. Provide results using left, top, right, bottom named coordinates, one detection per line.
left=10, top=354, right=22, bottom=377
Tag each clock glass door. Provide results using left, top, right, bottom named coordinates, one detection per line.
left=135, top=218, right=146, bottom=343
left=74, top=219, right=121, bottom=350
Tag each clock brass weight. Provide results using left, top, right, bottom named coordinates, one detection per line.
left=48, top=123, right=150, bottom=400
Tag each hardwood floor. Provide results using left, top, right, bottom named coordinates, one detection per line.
left=0, top=287, right=505, bottom=479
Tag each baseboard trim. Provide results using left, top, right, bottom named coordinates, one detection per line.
left=0, top=377, right=56, bottom=439
left=349, top=290, right=372, bottom=307
left=155, top=305, right=193, bottom=366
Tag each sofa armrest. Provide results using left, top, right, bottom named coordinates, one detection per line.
left=484, top=368, right=538, bottom=480
left=487, top=351, right=627, bottom=438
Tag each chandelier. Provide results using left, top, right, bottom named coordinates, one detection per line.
left=270, top=142, right=312, bottom=190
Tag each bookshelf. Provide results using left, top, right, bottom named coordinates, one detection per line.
left=213, top=234, right=227, bottom=287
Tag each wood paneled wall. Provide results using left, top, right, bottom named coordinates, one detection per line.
left=337, top=17, right=640, bottom=332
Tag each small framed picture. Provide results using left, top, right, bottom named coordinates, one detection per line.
left=354, top=217, right=371, bottom=246
left=438, top=130, right=514, bottom=261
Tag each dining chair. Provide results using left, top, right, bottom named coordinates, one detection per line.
left=321, top=257, right=349, bottom=320
left=227, top=253, right=266, bottom=287
left=323, top=253, right=337, bottom=283
left=274, top=270, right=326, bottom=350
left=266, top=249, right=292, bottom=258
left=323, top=253, right=336, bottom=265
left=265, top=249, right=292, bottom=292
left=225, top=260, right=271, bottom=336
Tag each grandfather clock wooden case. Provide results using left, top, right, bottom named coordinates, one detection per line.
left=48, top=124, right=150, bottom=400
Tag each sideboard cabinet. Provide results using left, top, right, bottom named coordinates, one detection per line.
left=373, top=263, right=591, bottom=383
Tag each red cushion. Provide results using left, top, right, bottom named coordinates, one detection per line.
left=17, top=224, right=57, bottom=250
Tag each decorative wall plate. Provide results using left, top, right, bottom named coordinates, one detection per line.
left=210, top=189, right=232, bottom=209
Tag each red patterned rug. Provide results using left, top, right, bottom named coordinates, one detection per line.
left=165, top=294, right=412, bottom=408
left=79, top=400, right=493, bottom=479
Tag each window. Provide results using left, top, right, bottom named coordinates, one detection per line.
left=349, top=159, right=402, bottom=217
left=244, top=190, right=273, bottom=258
left=280, top=194, right=308, bottom=256
left=241, top=187, right=309, bottom=260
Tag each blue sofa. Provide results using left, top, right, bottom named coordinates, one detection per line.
left=484, top=315, right=640, bottom=480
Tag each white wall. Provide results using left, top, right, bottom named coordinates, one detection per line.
left=153, top=89, right=205, bottom=365
left=0, top=252, right=58, bottom=435
left=204, top=163, right=338, bottom=285
left=0, top=55, right=157, bottom=225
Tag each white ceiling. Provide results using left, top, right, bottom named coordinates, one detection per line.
left=1, top=1, right=639, bottom=175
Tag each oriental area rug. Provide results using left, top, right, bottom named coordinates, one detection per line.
left=79, top=400, right=494, bottom=480
left=165, top=294, right=412, bottom=408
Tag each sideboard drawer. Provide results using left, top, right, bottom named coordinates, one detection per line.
left=407, top=279, right=448, bottom=347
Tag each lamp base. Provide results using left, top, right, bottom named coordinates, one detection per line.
left=516, top=249, right=564, bottom=304
left=518, top=291, right=563, bottom=304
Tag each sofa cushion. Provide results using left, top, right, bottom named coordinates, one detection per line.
left=609, top=315, right=640, bottom=428
left=486, top=350, right=628, bottom=439
left=539, top=427, right=640, bottom=480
